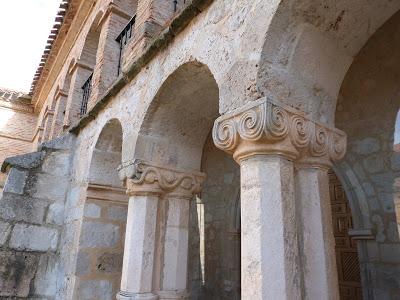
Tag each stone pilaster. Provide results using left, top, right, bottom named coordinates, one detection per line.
left=49, top=89, right=68, bottom=139
left=41, top=108, right=54, bottom=143
left=122, top=0, right=175, bottom=68
left=89, top=4, right=131, bottom=110
left=63, top=61, right=93, bottom=128
left=212, top=97, right=347, bottom=299
left=295, top=163, right=340, bottom=300
left=117, top=160, right=205, bottom=300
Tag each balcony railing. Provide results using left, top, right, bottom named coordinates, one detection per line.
left=116, top=15, right=136, bottom=76
left=80, top=73, right=93, bottom=116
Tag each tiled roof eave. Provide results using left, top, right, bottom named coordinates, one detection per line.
left=29, top=0, right=72, bottom=97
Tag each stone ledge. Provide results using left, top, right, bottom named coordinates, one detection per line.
left=1, top=152, right=45, bottom=173
left=38, top=133, right=75, bottom=152
left=1, top=134, right=75, bottom=173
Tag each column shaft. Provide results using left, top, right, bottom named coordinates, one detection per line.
left=240, top=155, right=301, bottom=300
left=296, top=166, right=339, bottom=300
left=118, top=194, right=159, bottom=300
left=158, top=195, right=190, bottom=299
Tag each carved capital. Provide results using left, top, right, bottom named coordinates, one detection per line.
left=213, top=98, right=347, bottom=164
left=118, top=159, right=206, bottom=197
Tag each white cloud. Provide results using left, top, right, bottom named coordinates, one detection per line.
left=0, top=0, right=60, bottom=92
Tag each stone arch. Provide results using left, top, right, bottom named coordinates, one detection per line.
left=134, top=61, right=220, bottom=170
left=88, top=118, right=123, bottom=187
left=79, top=11, right=103, bottom=68
left=62, top=58, right=76, bottom=93
left=75, top=118, right=129, bottom=300
left=333, top=10, right=400, bottom=298
left=257, top=0, right=400, bottom=124
left=125, top=61, right=242, bottom=299
left=256, top=2, right=400, bottom=298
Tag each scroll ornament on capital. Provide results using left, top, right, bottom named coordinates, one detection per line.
left=212, top=98, right=347, bottom=163
left=118, top=159, right=206, bottom=196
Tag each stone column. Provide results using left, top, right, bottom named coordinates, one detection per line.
left=212, top=97, right=347, bottom=300
left=157, top=169, right=205, bottom=300
left=117, top=163, right=161, bottom=300
left=117, top=160, right=205, bottom=300
left=295, top=158, right=340, bottom=299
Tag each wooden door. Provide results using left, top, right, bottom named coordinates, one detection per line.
left=329, top=171, right=363, bottom=300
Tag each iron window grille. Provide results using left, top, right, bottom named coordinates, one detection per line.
left=116, top=15, right=136, bottom=76
left=80, top=73, right=93, bottom=116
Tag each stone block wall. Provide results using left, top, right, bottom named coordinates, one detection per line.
left=75, top=184, right=128, bottom=300
left=0, top=135, right=74, bottom=299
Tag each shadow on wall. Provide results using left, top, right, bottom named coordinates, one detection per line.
left=188, top=133, right=241, bottom=300
left=334, top=9, right=400, bottom=298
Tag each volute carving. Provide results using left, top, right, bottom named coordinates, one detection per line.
left=118, top=159, right=206, bottom=197
left=213, top=97, right=347, bottom=165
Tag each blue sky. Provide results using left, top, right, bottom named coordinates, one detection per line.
left=0, top=0, right=60, bottom=93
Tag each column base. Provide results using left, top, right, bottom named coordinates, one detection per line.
left=157, top=290, right=189, bottom=299
left=117, top=291, right=159, bottom=300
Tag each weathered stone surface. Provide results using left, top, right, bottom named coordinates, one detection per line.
left=9, top=224, right=59, bottom=252
left=0, top=195, right=47, bottom=225
left=2, top=0, right=400, bottom=299
left=41, top=152, right=71, bottom=176
left=32, top=173, right=68, bottom=202
left=0, top=251, right=39, bottom=298
left=96, top=252, right=123, bottom=274
left=84, top=203, right=101, bottom=218
left=3, top=168, right=27, bottom=195
left=77, top=279, right=113, bottom=300
left=34, top=254, right=59, bottom=297
left=46, top=202, right=64, bottom=225
left=39, top=134, right=74, bottom=151
left=380, top=243, right=400, bottom=263
left=0, top=220, right=11, bottom=246
left=107, top=205, right=127, bottom=221
left=353, top=138, right=381, bottom=155
left=76, top=251, right=90, bottom=276
left=80, top=222, right=119, bottom=248
left=1, top=152, right=44, bottom=173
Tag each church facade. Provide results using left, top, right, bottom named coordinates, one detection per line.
left=0, top=0, right=399, bottom=299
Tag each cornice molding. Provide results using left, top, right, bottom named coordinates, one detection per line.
left=118, top=159, right=206, bottom=197
left=213, top=97, right=347, bottom=165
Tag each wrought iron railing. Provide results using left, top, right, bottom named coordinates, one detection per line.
left=80, top=73, right=93, bottom=116
left=116, top=15, right=136, bottom=76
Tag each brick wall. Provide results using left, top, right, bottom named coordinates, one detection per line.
left=0, top=104, right=37, bottom=192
